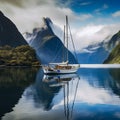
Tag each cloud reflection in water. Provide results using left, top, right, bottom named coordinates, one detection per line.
left=2, top=68, right=120, bottom=120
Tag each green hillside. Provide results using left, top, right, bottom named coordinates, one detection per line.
left=104, top=43, right=120, bottom=64
left=0, top=45, right=40, bottom=66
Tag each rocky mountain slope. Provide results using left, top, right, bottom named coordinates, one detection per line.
left=107, top=31, right=120, bottom=51
left=104, top=43, right=120, bottom=63
left=0, top=11, right=40, bottom=66
left=0, top=11, right=27, bottom=47
left=104, top=31, right=120, bottom=64
left=25, top=17, right=77, bottom=64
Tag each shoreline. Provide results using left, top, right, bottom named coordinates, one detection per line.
left=0, top=65, right=41, bottom=68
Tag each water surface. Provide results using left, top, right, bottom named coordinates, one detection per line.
left=0, top=66, right=120, bottom=120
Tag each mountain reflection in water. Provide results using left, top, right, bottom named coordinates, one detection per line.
left=43, top=74, right=80, bottom=120
left=1, top=67, right=120, bottom=120
left=0, top=67, right=38, bottom=119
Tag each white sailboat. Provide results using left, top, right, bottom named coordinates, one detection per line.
left=42, top=16, right=80, bottom=74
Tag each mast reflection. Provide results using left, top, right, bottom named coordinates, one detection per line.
left=42, top=73, right=80, bottom=120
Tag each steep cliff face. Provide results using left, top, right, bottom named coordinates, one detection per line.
left=107, top=31, right=120, bottom=51
left=104, top=43, right=120, bottom=64
left=25, top=17, right=77, bottom=64
left=104, top=31, right=120, bottom=64
left=0, top=11, right=27, bottom=47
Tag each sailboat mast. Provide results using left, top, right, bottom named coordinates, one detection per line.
left=66, top=15, right=68, bottom=62
left=62, top=25, right=65, bottom=62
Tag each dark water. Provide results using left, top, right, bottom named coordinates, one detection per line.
left=0, top=67, right=120, bottom=120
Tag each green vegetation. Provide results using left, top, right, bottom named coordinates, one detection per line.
left=104, top=43, right=120, bottom=64
left=0, top=45, right=40, bottom=66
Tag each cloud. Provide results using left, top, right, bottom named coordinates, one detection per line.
left=1, top=0, right=57, bottom=7
left=103, top=4, right=109, bottom=9
left=78, top=14, right=93, bottom=21
left=0, top=0, right=63, bottom=32
left=95, top=4, right=108, bottom=14
left=2, top=74, right=120, bottom=120
left=53, top=77, right=120, bottom=108
left=80, top=2, right=92, bottom=6
left=0, top=0, right=92, bottom=33
left=51, top=20, right=120, bottom=52
left=114, top=112, right=120, bottom=118
left=75, top=79, right=120, bottom=105
left=0, top=0, right=120, bottom=52
left=0, top=0, right=24, bottom=7
left=70, top=23, right=120, bottom=51
left=112, top=10, right=120, bottom=17
left=57, top=0, right=73, bottom=7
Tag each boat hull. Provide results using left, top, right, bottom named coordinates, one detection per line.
left=42, top=64, right=80, bottom=74
left=43, top=69, right=77, bottom=74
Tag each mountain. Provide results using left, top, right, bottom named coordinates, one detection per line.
left=77, top=30, right=120, bottom=64
left=77, top=42, right=109, bottom=64
left=104, top=31, right=120, bottom=64
left=107, top=31, right=120, bottom=51
left=104, top=43, right=120, bottom=63
left=0, top=68, right=37, bottom=118
left=25, top=17, right=77, bottom=64
left=0, top=12, right=40, bottom=66
left=24, top=16, right=120, bottom=64
left=0, top=11, right=27, bottom=47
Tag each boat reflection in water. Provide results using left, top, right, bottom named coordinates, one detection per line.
left=2, top=69, right=80, bottom=120
left=43, top=74, right=79, bottom=87
left=2, top=68, right=120, bottom=120
left=42, top=73, right=80, bottom=120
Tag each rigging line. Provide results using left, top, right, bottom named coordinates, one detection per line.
left=62, top=25, right=66, bottom=62
left=66, top=16, right=69, bottom=63
left=63, top=85, right=67, bottom=117
left=68, top=24, right=79, bottom=63
left=66, top=82, right=70, bottom=120
left=71, top=78, right=74, bottom=103
left=70, top=76, right=80, bottom=119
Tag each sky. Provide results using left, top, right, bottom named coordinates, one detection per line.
left=0, top=0, right=120, bottom=50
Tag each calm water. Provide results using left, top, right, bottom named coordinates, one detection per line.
left=0, top=66, right=120, bottom=120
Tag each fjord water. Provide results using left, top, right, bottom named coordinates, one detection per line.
left=0, top=66, right=120, bottom=120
